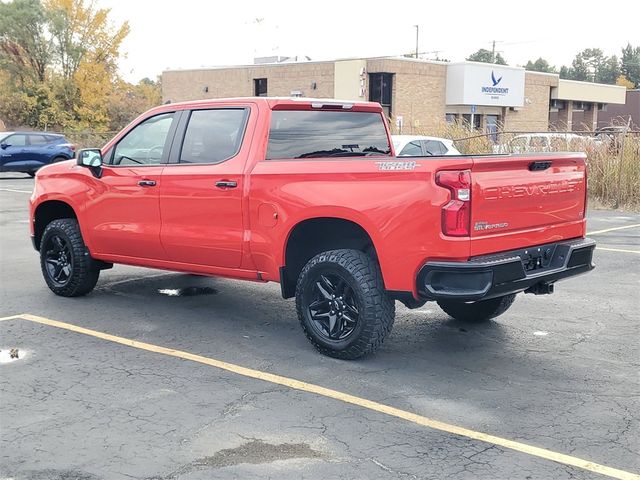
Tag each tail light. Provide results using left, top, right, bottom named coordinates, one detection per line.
left=436, top=170, right=471, bottom=237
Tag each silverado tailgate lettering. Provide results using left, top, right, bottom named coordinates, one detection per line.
left=483, top=178, right=582, bottom=200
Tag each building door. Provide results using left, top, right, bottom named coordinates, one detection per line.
left=486, top=115, right=499, bottom=142
left=369, top=73, right=393, bottom=119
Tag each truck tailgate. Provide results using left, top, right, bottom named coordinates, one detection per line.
left=469, top=153, right=587, bottom=256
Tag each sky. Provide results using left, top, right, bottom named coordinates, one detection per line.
left=99, top=0, right=640, bottom=83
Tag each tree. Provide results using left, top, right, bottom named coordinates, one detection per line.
left=42, top=0, right=130, bottom=128
left=0, top=0, right=51, bottom=83
left=621, top=43, right=640, bottom=87
left=616, top=74, right=635, bottom=89
left=559, top=65, right=571, bottom=79
left=466, top=48, right=507, bottom=65
left=561, top=49, right=620, bottom=84
left=525, top=57, right=556, bottom=73
left=598, top=55, right=620, bottom=84
left=44, top=0, right=130, bottom=81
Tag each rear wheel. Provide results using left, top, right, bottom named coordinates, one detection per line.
left=40, top=218, right=99, bottom=297
left=437, top=294, right=516, bottom=323
left=295, top=249, right=395, bottom=360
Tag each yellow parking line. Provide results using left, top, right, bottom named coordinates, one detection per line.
left=597, top=247, right=640, bottom=254
left=0, top=314, right=23, bottom=321
left=4, top=313, right=639, bottom=480
left=587, top=224, right=640, bottom=236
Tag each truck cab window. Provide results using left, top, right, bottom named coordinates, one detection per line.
left=180, top=109, right=249, bottom=164
left=266, top=110, right=391, bottom=160
left=112, top=112, right=175, bottom=166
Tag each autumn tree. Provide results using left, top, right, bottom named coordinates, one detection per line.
left=0, top=0, right=51, bottom=83
left=467, top=48, right=507, bottom=65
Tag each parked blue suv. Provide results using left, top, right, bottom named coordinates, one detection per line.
left=0, top=131, right=75, bottom=177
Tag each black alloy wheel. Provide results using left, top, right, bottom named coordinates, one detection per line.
left=44, top=234, right=73, bottom=286
left=295, top=249, right=395, bottom=359
left=307, top=273, right=360, bottom=341
left=39, top=218, right=100, bottom=297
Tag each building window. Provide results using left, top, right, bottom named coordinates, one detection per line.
left=445, top=113, right=458, bottom=124
left=254, top=78, right=268, bottom=97
left=369, top=73, right=393, bottom=119
left=462, top=114, right=481, bottom=130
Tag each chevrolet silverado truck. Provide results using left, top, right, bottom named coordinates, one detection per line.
left=29, top=98, right=595, bottom=359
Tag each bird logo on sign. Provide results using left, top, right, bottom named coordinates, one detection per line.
left=491, top=71, right=503, bottom=87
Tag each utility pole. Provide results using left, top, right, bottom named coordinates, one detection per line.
left=491, top=40, right=496, bottom=63
left=414, top=25, right=419, bottom=58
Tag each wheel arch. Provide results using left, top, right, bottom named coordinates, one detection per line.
left=33, top=200, right=78, bottom=251
left=280, top=216, right=380, bottom=298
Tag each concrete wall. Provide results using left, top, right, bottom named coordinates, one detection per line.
left=367, top=58, right=447, bottom=134
left=162, top=62, right=335, bottom=103
left=502, top=72, right=558, bottom=131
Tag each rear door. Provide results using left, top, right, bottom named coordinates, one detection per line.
left=27, top=134, right=52, bottom=166
left=469, top=153, right=587, bottom=256
left=159, top=105, right=253, bottom=268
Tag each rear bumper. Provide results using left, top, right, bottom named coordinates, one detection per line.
left=417, top=238, right=595, bottom=301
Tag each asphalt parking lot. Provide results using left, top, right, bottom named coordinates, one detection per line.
left=1, top=173, right=639, bottom=480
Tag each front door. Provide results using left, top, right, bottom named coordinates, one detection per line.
left=160, top=107, right=252, bottom=268
left=83, top=111, right=178, bottom=260
left=0, top=133, right=29, bottom=171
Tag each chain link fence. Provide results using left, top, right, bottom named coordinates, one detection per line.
left=449, top=130, right=640, bottom=210
left=61, top=126, right=639, bottom=210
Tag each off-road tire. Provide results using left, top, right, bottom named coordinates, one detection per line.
left=295, top=249, right=395, bottom=360
left=40, top=218, right=99, bottom=297
left=437, top=294, right=516, bottom=323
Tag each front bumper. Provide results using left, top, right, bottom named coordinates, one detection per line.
left=417, top=238, right=596, bottom=301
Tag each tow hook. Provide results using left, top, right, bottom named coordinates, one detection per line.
left=525, top=282, right=555, bottom=295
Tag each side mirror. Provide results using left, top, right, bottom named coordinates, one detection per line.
left=77, top=148, right=103, bottom=178
left=0, top=143, right=8, bottom=149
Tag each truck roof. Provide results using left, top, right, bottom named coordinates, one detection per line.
left=163, top=97, right=383, bottom=113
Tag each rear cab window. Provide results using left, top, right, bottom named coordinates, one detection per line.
left=266, top=110, right=391, bottom=160
left=179, top=109, right=249, bottom=164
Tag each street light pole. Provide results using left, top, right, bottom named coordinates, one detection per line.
left=414, top=25, right=419, bottom=58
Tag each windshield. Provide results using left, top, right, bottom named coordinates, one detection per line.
left=266, top=110, right=391, bottom=160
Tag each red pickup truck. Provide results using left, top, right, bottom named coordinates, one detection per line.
left=29, top=98, right=595, bottom=359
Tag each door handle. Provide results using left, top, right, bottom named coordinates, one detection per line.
left=138, top=180, right=156, bottom=187
left=215, top=180, right=237, bottom=189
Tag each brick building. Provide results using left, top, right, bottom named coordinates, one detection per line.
left=162, top=57, right=626, bottom=134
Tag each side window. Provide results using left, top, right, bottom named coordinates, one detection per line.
left=399, top=141, right=423, bottom=156
left=28, top=135, right=49, bottom=145
left=112, top=112, right=175, bottom=166
left=180, top=109, right=248, bottom=164
left=423, top=140, right=445, bottom=155
left=5, top=134, right=27, bottom=147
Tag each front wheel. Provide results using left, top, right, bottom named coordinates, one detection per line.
left=437, top=294, right=516, bottom=323
left=295, top=249, right=395, bottom=360
left=40, top=218, right=100, bottom=297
